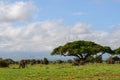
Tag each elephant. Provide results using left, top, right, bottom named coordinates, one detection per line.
left=19, top=59, right=27, bottom=68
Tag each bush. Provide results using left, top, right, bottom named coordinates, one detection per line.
left=74, top=58, right=80, bottom=63
left=36, top=59, right=41, bottom=64
left=94, top=56, right=102, bottom=63
left=4, top=59, right=15, bottom=64
left=106, top=57, right=115, bottom=64
left=72, top=62, right=79, bottom=66
left=80, top=60, right=85, bottom=65
left=67, top=59, right=73, bottom=63
left=112, top=56, right=120, bottom=61
left=56, top=60, right=63, bottom=64
left=30, top=59, right=36, bottom=65
left=73, top=58, right=85, bottom=66
left=112, top=56, right=120, bottom=64
left=43, top=58, right=49, bottom=65
left=0, top=60, right=9, bottom=67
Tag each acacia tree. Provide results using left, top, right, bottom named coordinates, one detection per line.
left=51, top=40, right=112, bottom=61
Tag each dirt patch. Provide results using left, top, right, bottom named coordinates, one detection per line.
left=94, top=74, right=120, bottom=78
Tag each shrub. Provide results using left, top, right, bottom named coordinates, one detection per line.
left=72, top=62, right=79, bottom=66
left=112, top=56, right=120, bottom=64
left=73, top=58, right=85, bottom=66
left=94, top=56, right=102, bottom=63
left=67, top=59, right=73, bottom=63
left=40, top=60, right=44, bottom=64
left=0, top=60, right=9, bottom=67
left=36, top=59, right=41, bottom=64
left=4, top=59, right=15, bottom=64
left=80, top=60, right=85, bottom=65
left=30, top=59, right=36, bottom=65
left=74, top=58, right=80, bottom=63
left=43, top=58, right=49, bottom=65
left=56, top=60, right=63, bottom=64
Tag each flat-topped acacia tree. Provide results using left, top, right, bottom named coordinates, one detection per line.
left=51, top=40, right=112, bottom=61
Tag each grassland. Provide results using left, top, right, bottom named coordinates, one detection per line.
left=0, top=63, right=120, bottom=80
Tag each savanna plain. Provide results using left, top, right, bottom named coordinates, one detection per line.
left=0, top=63, right=120, bottom=80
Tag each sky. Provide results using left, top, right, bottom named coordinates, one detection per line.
left=0, top=0, right=120, bottom=60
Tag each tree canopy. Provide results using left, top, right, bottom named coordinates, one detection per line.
left=51, top=40, right=112, bottom=61
left=114, top=47, right=120, bottom=55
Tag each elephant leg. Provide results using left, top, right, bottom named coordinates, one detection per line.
left=23, top=64, right=25, bottom=68
left=19, top=63, right=22, bottom=69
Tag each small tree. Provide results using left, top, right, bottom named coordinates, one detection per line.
left=43, top=58, right=49, bottom=65
left=30, top=59, right=36, bottom=65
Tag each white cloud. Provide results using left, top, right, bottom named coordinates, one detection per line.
left=0, top=0, right=119, bottom=52
left=0, top=1, right=37, bottom=22
left=0, top=20, right=120, bottom=52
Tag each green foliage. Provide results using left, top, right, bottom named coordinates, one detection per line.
left=72, top=58, right=85, bottom=65
left=0, top=58, right=3, bottom=61
left=67, top=59, right=73, bottom=63
left=30, top=59, right=36, bottom=65
left=36, top=59, right=41, bottom=64
left=73, top=58, right=80, bottom=63
left=86, top=56, right=94, bottom=63
left=56, top=60, right=63, bottom=64
left=102, top=46, right=113, bottom=53
left=112, top=56, right=120, bottom=64
left=43, top=58, right=49, bottom=65
left=72, top=62, right=79, bottom=66
left=106, top=56, right=120, bottom=64
left=94, top=56, right=102, bottom=63
left=79, top=60, right=85, bottom=65
left=4, top=59, right=15, bottom=64
left=0, top=60, right=9, bottom=67
left=51, top=40, right=112, bottom=63
left=114, top=47, right=120, bottom=55
left=112, top=56, right=120, bottom=61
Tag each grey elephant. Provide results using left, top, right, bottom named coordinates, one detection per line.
left=19, top=59, right=27, bottom=68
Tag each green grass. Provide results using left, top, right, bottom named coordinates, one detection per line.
left=0, top=63, right=120, bottom=80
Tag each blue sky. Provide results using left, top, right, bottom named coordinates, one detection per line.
left=11, top=0, right=120, bottom=30
left=35, top=0, right=120, bottom=30
left=0, top=0, right=120, bottom=60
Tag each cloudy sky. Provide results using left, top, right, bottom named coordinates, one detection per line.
left=0, top=0, right=120, bottom=60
